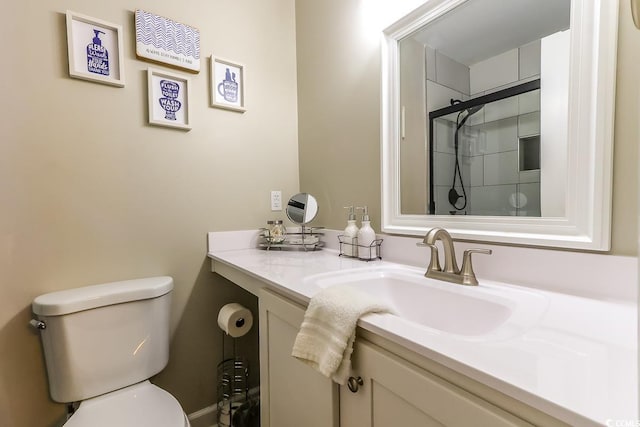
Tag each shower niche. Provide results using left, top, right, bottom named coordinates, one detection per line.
left=428, top=80, right=541, bottom=217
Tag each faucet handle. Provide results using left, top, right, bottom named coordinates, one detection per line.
left=417, top=242, right=442, bottom=273
left=460, top=249, right=492, bottom=286
left=464, top=248, right=492, bottom=256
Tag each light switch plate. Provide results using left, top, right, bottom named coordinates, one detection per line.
left=270, top=191, right=282, bottom=211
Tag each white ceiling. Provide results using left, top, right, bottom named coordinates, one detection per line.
left=409, top=0, right=571, bottom=66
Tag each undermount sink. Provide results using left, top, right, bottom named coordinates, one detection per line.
left=304, top=265, right=548, bottom=340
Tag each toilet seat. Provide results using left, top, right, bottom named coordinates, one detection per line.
left=64, top=380, right=190, bottom=427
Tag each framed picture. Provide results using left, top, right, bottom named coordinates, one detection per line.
left=135, top=10, right=201, bottom=73
left=147, top=68, right=191, bottom=130
left=210, top=56, right=246, bottom=113
left=65, top=11, right=125, bottom=87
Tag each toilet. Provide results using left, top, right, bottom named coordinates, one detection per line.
left=32, top=276, right=190, bottom=427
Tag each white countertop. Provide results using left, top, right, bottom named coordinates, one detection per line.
left=207, top=235, right=637, bottom=426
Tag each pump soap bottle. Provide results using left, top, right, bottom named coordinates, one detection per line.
left=342, top=206, right=359, bottom=257
left=86, top=29, right=110, bottom=76
left=356, top=206, right=377, bottom=260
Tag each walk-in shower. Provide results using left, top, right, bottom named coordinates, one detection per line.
left=428, top=79, right=541, bottom=216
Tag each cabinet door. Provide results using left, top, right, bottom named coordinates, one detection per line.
left=259, top=289, right=339, bottom=427
left=340, top=340, right=533, bottom=427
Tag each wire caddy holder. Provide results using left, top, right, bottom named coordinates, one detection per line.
left=217, top=333, right=249, bottom=427
left=338, top=235, right=383, bottom=261
left=258, top=225, right=325, bottom=251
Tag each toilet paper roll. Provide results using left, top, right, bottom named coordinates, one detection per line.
left=217, top=303, right=253, bottom=337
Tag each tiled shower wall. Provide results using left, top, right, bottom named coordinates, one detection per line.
left=429, top=41, right=542, bottom=216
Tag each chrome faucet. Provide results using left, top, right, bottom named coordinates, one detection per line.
left=417, top=227, right=491, bottom=286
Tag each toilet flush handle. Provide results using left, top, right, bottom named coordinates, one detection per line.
left=29, top=319, right=46, bottom=330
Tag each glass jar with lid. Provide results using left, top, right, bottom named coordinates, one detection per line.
left=266, top=220, right=286, bottom=243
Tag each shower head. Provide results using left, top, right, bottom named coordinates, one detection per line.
left=449, top=98, right=484, bottom=118
left=466, top=104, right=484, bottom=116
left=457, top=103, right=484, bottom=129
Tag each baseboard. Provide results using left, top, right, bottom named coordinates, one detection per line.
left=188, top=403, right=217, bottom=427
left=187, top=386, right=260, bottom=427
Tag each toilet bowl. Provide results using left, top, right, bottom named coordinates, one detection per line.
left=65, top=381, right=189, bottom=427
left=32, top=277, right=190, bottom=426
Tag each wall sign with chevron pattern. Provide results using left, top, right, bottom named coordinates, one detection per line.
left=135, top=9, right=201, bottom=73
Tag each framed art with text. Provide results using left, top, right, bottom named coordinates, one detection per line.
left=147, top=68, right=191, bottom=130
left=210, top=56, right=246, bottom=113
left=135, top=10, right=200, bottom=73
left=66, top=11, right=125, bottom=87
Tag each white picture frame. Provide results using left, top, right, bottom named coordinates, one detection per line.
left=66, top=11, right=125, bottom=87
left=147, top=68, right=192, bottom=130
left=210, top=56, right=246, bottom=113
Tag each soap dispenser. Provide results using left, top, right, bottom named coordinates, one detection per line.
left=356, top=206, right=377, bottom=260
left=342, top=206, right=359, bottom=257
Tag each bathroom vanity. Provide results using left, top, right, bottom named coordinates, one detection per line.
left=207, top=231, right=636, bottom=427
left=257, top=288, right=548, bottom=427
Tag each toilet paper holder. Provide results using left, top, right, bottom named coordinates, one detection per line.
left=218, top=303, right=253, bottom=338
left=217, top=303, right=255, bottom=427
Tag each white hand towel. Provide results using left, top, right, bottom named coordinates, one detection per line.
left=291, top=285, right=394, bottom=385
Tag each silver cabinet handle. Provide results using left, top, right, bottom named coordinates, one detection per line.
left=347, top=376, right=363, bottom=393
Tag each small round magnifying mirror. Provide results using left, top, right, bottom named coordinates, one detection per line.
left=286, top=193, right=319, bottom=225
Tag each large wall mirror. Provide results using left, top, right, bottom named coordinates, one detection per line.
left=381, top=0, right=618, bottom=250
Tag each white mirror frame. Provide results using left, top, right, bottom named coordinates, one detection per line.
left=381, top=0, right=618, bottom=251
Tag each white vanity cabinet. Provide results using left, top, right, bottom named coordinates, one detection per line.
left=258, top=289, right=340, bottom=427
left=340, top=340, right=532, bottom=427
left=259, top=289, right=569, bottom=427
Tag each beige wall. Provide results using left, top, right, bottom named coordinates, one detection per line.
left=0, top=0, right=298, bottom=426
left=297, top=0, right=639, bottom=256
left=612, top=0, right=640, bottom=256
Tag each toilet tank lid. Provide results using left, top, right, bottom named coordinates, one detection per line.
left=33, top=276, right=174, bottom=316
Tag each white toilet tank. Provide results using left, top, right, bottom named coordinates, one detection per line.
left=32, top=276, right=174, bottom=403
